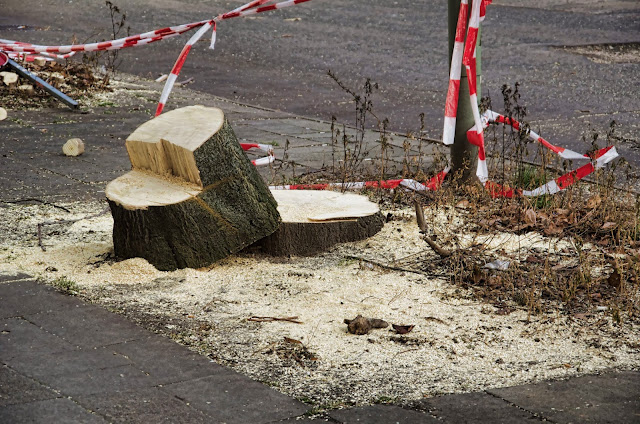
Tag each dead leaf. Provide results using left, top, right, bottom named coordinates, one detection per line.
left=524, top=209, right=537, bottom=226
left=607, top=268, right=621, bottom=289
left=456, top=200, right=471, bottom=209
left=544, top=223, right=563, bottom=236
left=586, top=195, right=602, bottom=209
left=526, top=255, right=544, bottom=264
left=392, top=324, right=415, bottom=334
left=495, top=306, right=515, bottom=316
left=345, top=315, right=389, bottom=335
left=601, top=222, right=617, bottom=231
left=284, top=337, right=302, bottom=344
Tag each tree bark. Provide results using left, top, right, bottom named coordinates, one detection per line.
left=106, top=106, right=281, bottom=271
left=254, top=190, right=384, bottom=256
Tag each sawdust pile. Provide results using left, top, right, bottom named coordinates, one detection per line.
left=0, top=200, right=638, bottom=407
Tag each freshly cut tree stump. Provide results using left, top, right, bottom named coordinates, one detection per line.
left=255, top=190, right=384, bottom=256
left=106, top=105, right=281, bottom=271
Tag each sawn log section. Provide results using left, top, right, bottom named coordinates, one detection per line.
left=106, top=106, right=281, bottom=271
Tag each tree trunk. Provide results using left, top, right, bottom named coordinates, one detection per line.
left=448, top=0, right=481, bottom=182
left=106, top=106, right=281, bottom=271
left=254, top=190, right=384, bottom=256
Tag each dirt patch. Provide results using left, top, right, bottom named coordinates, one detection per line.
left=558, top=42, right=640, bottom=64
left=1, top=200, right=638, bottom=409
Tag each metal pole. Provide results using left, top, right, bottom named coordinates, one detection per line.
left=5, top=56, right=79, bottom=109
left=448, top=0, right=481, bottom=182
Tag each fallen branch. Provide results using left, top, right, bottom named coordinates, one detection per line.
left=414, top=199, right=452, bottom=258
left=2, top=198, right=71, bottom=213
left=248, top=316, right=303, bottom=324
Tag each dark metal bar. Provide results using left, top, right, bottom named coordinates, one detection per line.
left=6, top=58, right=79, bottom=109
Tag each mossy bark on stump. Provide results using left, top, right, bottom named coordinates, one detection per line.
left=254, top=190, right=384, bottom=256
left=106, top=106, right=281, bottom=271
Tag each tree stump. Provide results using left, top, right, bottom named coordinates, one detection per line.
left=106, top=105, right=281, bottom=271
left=255, top=190, right=384, bottom=256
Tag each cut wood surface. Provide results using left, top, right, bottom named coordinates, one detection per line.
left=255, top=190, right=385, bottom=256
left=1, top=71, right=18, bottom=85
left=62, top=138, right=85, bottom=157
left=125, top=106, right=225, bottom=186
left=107, top=105, right=281, bottom=271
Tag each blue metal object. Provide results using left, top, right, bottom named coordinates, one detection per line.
left=0, top=51, right=79, bottom=109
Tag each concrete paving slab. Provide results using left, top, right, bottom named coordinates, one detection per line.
left=24, top=303, right=150, bottom=349
left=110, top=335, right=229, bottom=385
left=0, top=279, right=84, bottom=319
left=0, top=397, right=107, bottom=424
left=415, top=391, right=541, bottom=423
left=161, top=373, right=308, bottom=424
left=0, top=365, right=58, bottom=407
left=273, top=416, right=333, bottom=423
left=0, top=317, right=76, bottom=361
left=13, top=153, right=128, bottom=185
left=238, top=119, right=323, bottom=136
left=0, top=163, right=92, bottom=202
left=233, top=126, right=288, bottom=145
left=7, top=346, right=132, bottom=382
left=42, top=364, right=157, bottom=397
left=74, top=388, right=213, bottom=424
left=488, top=371, right=640, bottom=424
left=328, top=404, right=440, bottom=423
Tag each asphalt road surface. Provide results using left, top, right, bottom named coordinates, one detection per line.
left=2, top=0, right=639, bottom=160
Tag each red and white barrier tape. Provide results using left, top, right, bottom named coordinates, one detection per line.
left=241, top=142, right=275, bottom=166
left=463, top=0, right=489, bottom=183
left=0, top=0, right=315, bottom=116
left=442, top=0, right=469, bottom=146
left=474, top=110, right=619, bottom=198
left=5, top=51, right=55, bottom=62
left=269, top=167, right=450, bottom=192
left=440, top=0, right=619, bottom=198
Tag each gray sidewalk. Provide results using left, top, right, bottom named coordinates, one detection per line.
left=0, top=74, right=441, bottom=204
left=1, top=273, right=639, bottom=423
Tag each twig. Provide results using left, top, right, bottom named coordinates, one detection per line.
left=392, top=348, right=420, bottom=359
left=176, top=77, right=194, bottom=86
left=248, top=316, right=303, bottom=324
left=2, top=198, right=71, bottom=213
left=343, top=255, right=426, bottom=276
left=414, top=199, right=452, bottom=258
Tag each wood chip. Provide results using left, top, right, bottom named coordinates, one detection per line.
left=62, top=138, right=85, bottom=157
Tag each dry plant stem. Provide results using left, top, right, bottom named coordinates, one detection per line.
left=414, top=200, right=452, bottom=258
left=2, top=198, right=71, bottom=213
left=248, top=316, right=303, bottom=324
left=344, top=255, right=427, bottom=276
